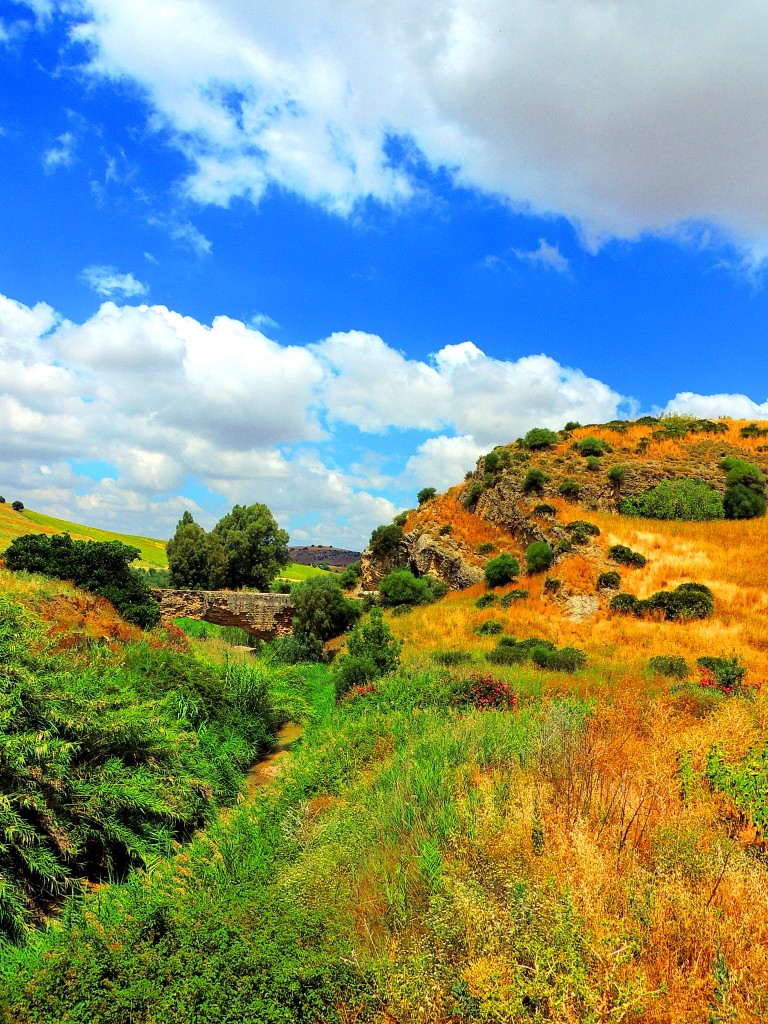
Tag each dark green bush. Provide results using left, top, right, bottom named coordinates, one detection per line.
left=432, top=649, right=472, bottom=666
left=563, top=420, right=581, bottom=431
left=11, top=500, right=24, bottom=512
left=499, top=589, right=529, bottom=606
left=648, top=655, right=689, bottom=678
left=585, top=456, right=602, bottom=471
left=523, top=468, right=549, bottom=492
left=696, top=656, right=746, bottom=689
left=610, top=592, right=642, bottom=614
left=525, top=541, right=554, bottom=573
left=484, top=553, right=521, bottom=588
left=475, top=593, right=498, bottom=609
left=723, top=483, right=766, bottom=519
left=515, top=637, right=556, bottom=653
left=339, top=560, right=362, bottom=589
left=596, top=570, right=621, bottom=590
left=486, top=646, right=528, bottom=665
left=566, top=520, right=600, bottom=544
left=379, top=569, right=433, bottom=607
left=369, top=522, right=404, bottom=558
left=544, top=576, right=561, bottom=592
left=608, top=544, right=647, bottom=567
left=611, top=583, right=713, bottom=621
left=740, top=422, right=768, bottom=439
left=474, top=619, right=504, bottom=636
left=462, top=481, right=484, bottom=507
left=439, top=524, right=452, bottom=535
left=291, top=575, right=361, bottom=659
left=417, top=487, right=437, bottom=504
left=607, top=464, right=628, bottom=486
left=533, top=503, right=557, bottom=516
left=483, top=449, right=510, bottom=472
left=558, top=479, right=580, bottom=499
left=523, top=428, right=559, bottom=450
left=531, top=645, right=587, bottom=672
left=5, top=533, right=159, bottom=628
left=477, top=541, right=496, bottom=555
left=575, top=436, right=608, bottom=457
left=333, top=607, right=401, bottom=698
left=619, top=479, right=724, bottom=521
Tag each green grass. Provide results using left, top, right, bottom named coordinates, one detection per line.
left=278, top=562, right=332, bottom=582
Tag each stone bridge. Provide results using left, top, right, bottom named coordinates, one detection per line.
left=151, top=589, right=294, bottom=638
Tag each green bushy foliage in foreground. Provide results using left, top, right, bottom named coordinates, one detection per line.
left=608, top=544, right=647, bottom=568
left=0, top=593, right=294, bottom=943
left=333, top=607, right=402, bottom=698
left=619, top=479, right=724, bottom=521
left=5, top=533, right=159, bottom=627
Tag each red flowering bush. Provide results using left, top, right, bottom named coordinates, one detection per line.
left=454, top=672, right=518, bottom=711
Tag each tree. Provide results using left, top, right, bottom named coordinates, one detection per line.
left=291, top=575, right=361, bottom=660
left=11, top=501, right=24, bottom=512
left=333, top=607, right=401, bottom=698
left=167, top=511, right=211, bottom=589
left=523, top=427, right=558, bottom=450
left=525, top=541, right=554, bottom=574
left=484, top=553, right=520, bottom=588
left=212, top=503, right=290, bottom=590
left=417, top=487, right=437, bottom=505
left=378, top=569, right=432, bottom=606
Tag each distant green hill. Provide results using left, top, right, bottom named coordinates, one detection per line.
left=0, top=503, right=328, bottom=579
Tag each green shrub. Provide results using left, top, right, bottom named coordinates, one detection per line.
left=740, top=422, right=768, bottom=439
left=291, top=575, right=361, bottom=659
left=499, top=589, right=529, bottom=606
left=607, top=464, right=628, bottom=486
left=531, top=645, right=587, bottom=672
left=523, top=468, right=549, bottom=492
left=333, top=607, right=401, bottom=698
left=610, top=592, right=642, bottom=614
left=484, top=553, right=521, bottom=588
left=566, top=520, right=600, bottom=544
left=369, top=522, right=404, bottom=558
left=575, top=436, right=608, bottom=457
left=533, top=502, right=557, bottom=516
left=11, top=500, right=24, bottom=512
left=596, top=570, right=621, bottom=590
left=339, top=560, right=362, bottom=589
left=438, top=524, right=452, bottom=535
left=525, top=541, right=554, bottom=573
left=477, top=541, right=496, bottom=555
left=486, top=646, right=528, bottom=665
left=483, top=449, right=510, bottom=472
left=611, top=583, right=714, bottom=621
left=516, top=636, right=556, bottom=653
left=585, top=456, right=602, bottom=471
left=379, top=569, right=433, bottom=607
left=619, top=479, right=724, bottom=521
left=648, top=655, right=689, bottom=678
left=696, top=656, right=746, bottom=690
left=544, top=576, right=561, bottom=592
left=563, top=420, right=581, bottom=431
left=462, top=481, right=484, bottom=507
left=723, top=483, right=766, bottom=520
left=523, top=427, right=559, bottom=450
left=475, top=593, right=498, bottom=609
left=474, top=619, right=504, bottom=636
left=608, top=544, right=647, bottom=567
left=5, top=533, right=160, bottom=628
left=432, top=649, right=472, bottom=666
left=417, top=487, right=437, bottom=504
left=558, top=479, right=580, bottom=499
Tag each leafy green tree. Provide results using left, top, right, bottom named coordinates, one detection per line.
left=484, top=553, right=521, bottom=588
left=378, top=569, right=433, bottom=606
left=368, top=523, right=404, bottom=558
left=339, top=560, right=362, bottom=590
left=11, top=501, right=23, bottom=512
left=523, top=468, right=549, bottom=492
left=212, top=503, right=290, bottom=590
left=719, top=457, right=767, bottom=519
left=417, top=487, right=437, bottom=504
left=167, top=511, right=211, bottom=589
left=291, top=575, right=361, bottom=660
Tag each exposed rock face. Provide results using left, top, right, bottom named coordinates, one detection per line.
left=474, top=476, right=555, bottom=545
left=150, top=589, right=294, bottom=638
left=360, top=530, right=484, bottom=591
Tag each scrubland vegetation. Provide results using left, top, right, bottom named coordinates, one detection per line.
left=3, top=417, right=768, bottom=1022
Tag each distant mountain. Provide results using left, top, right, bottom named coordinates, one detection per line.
left=288, top=545, right=361, bottom=568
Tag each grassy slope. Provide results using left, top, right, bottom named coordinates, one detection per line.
left=1, top=504, right=325, bottom=580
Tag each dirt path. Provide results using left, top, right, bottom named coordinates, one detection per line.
left=240, top=721, right=303, bottom=800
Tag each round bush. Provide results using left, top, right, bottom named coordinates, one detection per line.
left=558, top=479, right=580, bottom=499
left=379, top=569, right=432, bottom=607
left=523, top=427, right=559, bottom=450
left=525, top=541, right=554, bottom=574
left=523, top=468, right=548, bottom=492
left=484, top=553, right=521, bottom=588
left=474, top=619, right=504, bottom=636
left=608, top=544, right=647, bottom=568
left=575, top=436, right=608, bottom=457
left=607, top=464, right=628, bottom=486
left=723, top=483, right=766, bottom=520
left=597, top=570, right=621, bottom=590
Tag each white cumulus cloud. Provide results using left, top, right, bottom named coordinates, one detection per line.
left=48, top=0, right=768, bottom=258
left=81, top=265, right=149, bottom=299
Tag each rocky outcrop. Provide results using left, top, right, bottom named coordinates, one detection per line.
left=150, top=589, right=294, bottom=638
left=360, top=530, right=484, bottom=592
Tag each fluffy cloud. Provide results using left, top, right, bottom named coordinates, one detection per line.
left=664, top=392, right=768, bottom=420
left=81, top=265, right=149, bottom=299
left=4, top=287, right=763, bottom=546
left=48, top=0, right=768, bottom=255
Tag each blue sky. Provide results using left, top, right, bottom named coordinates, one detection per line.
left=2, top=0, right=768, bottom=548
